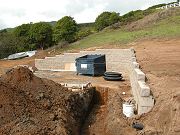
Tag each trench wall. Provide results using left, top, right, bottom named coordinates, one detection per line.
left=35, top=49, right=154, bottom=114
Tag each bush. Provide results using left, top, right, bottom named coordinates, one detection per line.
left=76, top=28, right=93, bottom=40
left=120, top=10, right=144, bottom=24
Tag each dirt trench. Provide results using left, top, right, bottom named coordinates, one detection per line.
left=80, top=87, right=108, bottom=135
left=80, top=86, right=136, bottom=135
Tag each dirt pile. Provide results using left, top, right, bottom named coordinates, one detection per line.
left=0, top=67, right=94, bottom=135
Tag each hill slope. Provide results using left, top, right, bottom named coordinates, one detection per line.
left=50, top=8, right=180, bottom=53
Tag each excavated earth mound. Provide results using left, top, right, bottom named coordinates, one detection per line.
left=0, top=67, right=94, bottom=135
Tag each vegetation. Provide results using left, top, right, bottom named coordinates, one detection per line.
left=76, top=28, right=93, bottom=40
left=120, top=8, right=157, bottom=24
left=14, top=24, right=31, bottom=37
left=0, top=3, right=179, bottom=59
left=0, top=32, right=26, bottom=58
left=95, top=11, right=120, bottom=31
left=14, top=23, right=32, bottom=50
left=147, top=4, right=166, bottom=10
left=0, top=29, right=7, bottom=34
left=55, top=15, right=180, bottom=52
left=76, top=23, right=95, bottom=40
left=29, top=22, right=53, bottom=49
left=53, top=16, right=78, bottom=43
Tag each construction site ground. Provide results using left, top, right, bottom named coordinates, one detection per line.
left=34, top=69, right=134, bottom=135
left=0, top=38, right=180, bottom=135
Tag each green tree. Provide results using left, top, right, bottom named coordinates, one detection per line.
left=0, top=33, right=26, bottom=58
left=109, top=12, right=120, bottom=25
left=53, top=16, right=78, bottom=43
left=29, top=22, right=52, bottom=49
left=95, top=11, right=120, bottom=31
left=14, top=24, right=31, bottom=37
left=95, top=12, right=112, bottom=31
left=14, top=23, right=32, bottom=50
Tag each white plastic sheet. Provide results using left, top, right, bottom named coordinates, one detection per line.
left=7, top=50, right=37, bottom=60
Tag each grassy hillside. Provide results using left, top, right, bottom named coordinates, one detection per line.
left=51, top=9, right=180, bottom=53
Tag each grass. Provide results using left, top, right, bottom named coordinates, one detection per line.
left=52, top=15, right=180, bottom=53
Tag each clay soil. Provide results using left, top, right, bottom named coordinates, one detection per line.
left=0, top=67, right=94, bottom=135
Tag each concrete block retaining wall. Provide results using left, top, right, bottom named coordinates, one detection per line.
left=129, top=48, right=154, bottom=114
left=35, top=49, right=154, bottom=114
left=35, top=49, right=134, bottom=74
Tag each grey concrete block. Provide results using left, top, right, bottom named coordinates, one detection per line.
left=138, top=95, right=154, bottom=114
left=132, top=62, right=139, bottom=68
left=138, top=81, right=150, bottom=97
left=45, top=57, right=56, bottom=59
left=134, top=69, right=145, bottom=81
left=130, top=47, right=135, bottom=53
left=138, top=96, right=154, bottom=107
left=131, top=57, right=137, bottom=62
left=138, top=106, right=153, bottom=114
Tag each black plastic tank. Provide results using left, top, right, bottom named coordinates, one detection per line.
left=75, top=54, right=106, bottom=76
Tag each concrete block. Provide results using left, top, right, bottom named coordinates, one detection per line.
left=80, top=51, right=97, bottom=54
left=64, top=53, right=79, bottom=55
left=132, top=62, right=139, bottom=68
left=138, top=81, right=150, bottom=97
left=131, top=57, right=136, bottom=62
left=134, top=69, right=145, bottom=81
left=138, top=106, right=153, bottom=114
left=130, top=48, right=135, bottom=53
left=131, top=52, right=136, bottom=57
left=136, top=94, right=154, bottom=114
left=56, top=55, right=63, bottom=57
left=138, top=96, right=154, bottom=107
left=56, top=55, right=65, bottom=59
left=45, top=57, right=56, bottom=59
